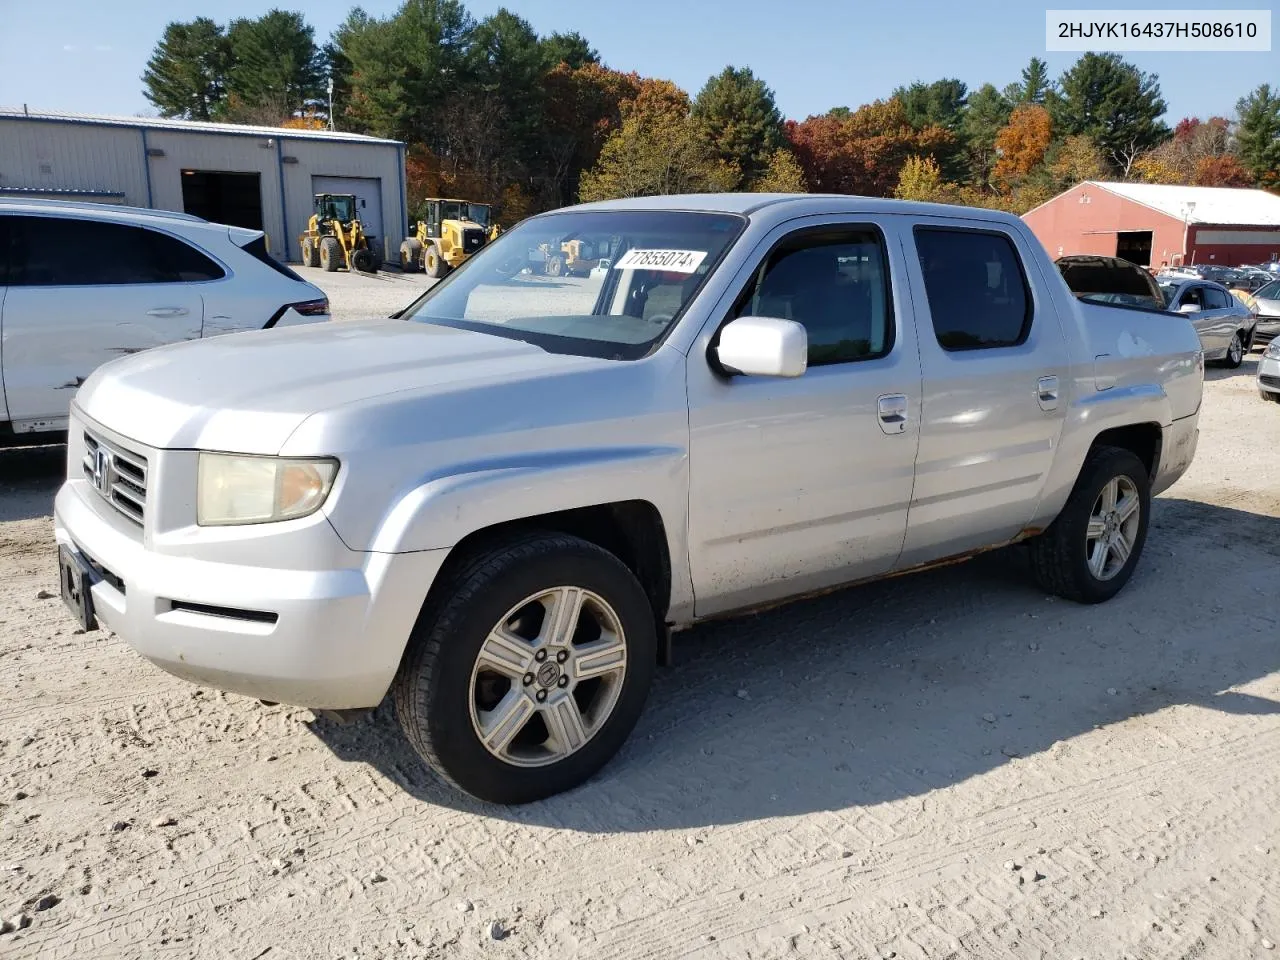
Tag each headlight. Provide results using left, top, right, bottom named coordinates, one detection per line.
left=1266, top=341, right=1280, bottom=360
left=197, top=454, right=338, bottom=526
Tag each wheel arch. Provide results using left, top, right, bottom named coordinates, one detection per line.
left=411, top=500, right=673, bottom=664
left=1088, top=421, right=1163, bottom=483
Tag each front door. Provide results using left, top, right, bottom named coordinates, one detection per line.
left=686, top=217, right=923, bottom=617
left=895, top=216, right=1070, bottom=567
left=0, top=214, right=204, bottom=433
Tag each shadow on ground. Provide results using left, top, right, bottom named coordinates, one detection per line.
left=0, top=445, right=65, bottom=523
left=309, top=496, right=1280, bottom=830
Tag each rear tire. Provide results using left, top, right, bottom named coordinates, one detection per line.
left=393, top=532, right=656, bottom=804
left=546, top=255, right=564, bottom=278
left=1221, top=332, right=1244, bottom=368
left=400, top=238, right=422, bottom=273
left=319, top=237, right=341, bottom=272
left=1028, top=445, right=1151, bottom=604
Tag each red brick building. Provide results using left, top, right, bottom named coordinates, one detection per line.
left=1022, top=181, right=1280, bottom=270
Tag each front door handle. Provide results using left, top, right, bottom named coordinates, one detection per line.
left=146, top=307, right=190, bottom=318
left=877, top=394, right=908, bottom=435
left=1037, top=375, right=1060, bottom=411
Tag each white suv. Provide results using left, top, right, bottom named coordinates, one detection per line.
left=0, top=199, right=329, bottom=443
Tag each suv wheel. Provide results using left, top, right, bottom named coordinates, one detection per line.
left=1028, top=446, right=1151, bottom=603
left=394, top=533, right=656, bottom=804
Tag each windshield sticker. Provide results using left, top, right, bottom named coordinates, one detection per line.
left=613, top=249, right=707, bottom=273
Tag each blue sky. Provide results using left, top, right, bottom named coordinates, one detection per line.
left=0, top=0, right=1274, bottom=123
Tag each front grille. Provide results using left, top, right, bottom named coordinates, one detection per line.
left=463, top=227, right=485, bottom=253
left=82, top=431, right=148, bottom=525
left=1261, top=374, right=1280, bottom=389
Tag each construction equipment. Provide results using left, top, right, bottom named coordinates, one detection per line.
left=400, top=199, right=495, bottom=278
left=541, top=238, right=607, bottom=278
left=299, top=194, right=379, bottom=274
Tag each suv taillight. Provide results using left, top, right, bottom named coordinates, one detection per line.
left=290, top=298, right=330, bottom=316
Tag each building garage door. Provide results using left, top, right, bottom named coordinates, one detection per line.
left=311, top=176, right=382, bottom=243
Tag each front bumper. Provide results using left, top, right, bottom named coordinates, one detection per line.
left=1259, top=352, right=1280, bottom=396
left=53, top=479, right=446, bottom=709
left=1254, top=317, right=1280, bottom=344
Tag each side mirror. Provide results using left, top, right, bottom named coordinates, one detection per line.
left=715, top=316, right=807, bottom=378
left=1178, top=303, right=1201, bottom=314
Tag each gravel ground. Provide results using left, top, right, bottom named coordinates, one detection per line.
left=2, top=345, right=1279, bottom=958
left=306, top=264, right=438, bottom=323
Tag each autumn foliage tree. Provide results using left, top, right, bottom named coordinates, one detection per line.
left=893, top=156, right=954, bottom=202
left=993, top=105, right=1052, bottom=185
left=1193, top=155, right=1254, bottom=187
left=752, top=149, right=808, bottom=192
left=785, top=99, right=953, bottom=197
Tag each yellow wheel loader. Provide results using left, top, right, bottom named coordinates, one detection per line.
left=541, top=238, right=605, bottom=278
left=400, top=199, right=494, bottom=279
left=299, top=193, right=379, bottom=274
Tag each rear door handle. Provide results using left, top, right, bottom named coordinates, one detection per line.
left=1037, top=376, right=1060, bottom=411
left=877, top=394, right=908, bottom=435
left=146, top=307, right=190, bottom=318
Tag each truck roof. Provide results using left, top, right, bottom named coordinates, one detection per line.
left=562, top=192, right=1026, bottom=226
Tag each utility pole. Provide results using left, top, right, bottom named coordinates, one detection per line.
left=327, top=77, right=335, bottom=131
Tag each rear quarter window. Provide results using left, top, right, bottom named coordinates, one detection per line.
left=238, top=234, right=306, bottom=282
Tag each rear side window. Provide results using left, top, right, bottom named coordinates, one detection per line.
left=1203, top=287, right=1231, bottom=309
left=238, top=234, right=306, bottom=282
left=10, top=216, right=224, bottom=285
left=914, top=227, right=1032, bottom=350
left=0, top=216, right=11, bottom=285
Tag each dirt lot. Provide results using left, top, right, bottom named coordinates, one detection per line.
left=2, top=310, right=1279, bottom=957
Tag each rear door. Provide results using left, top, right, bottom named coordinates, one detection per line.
left=1174, top=284, right=1227, bottom=355
left=1, top=215, right=205, bottom=433
left=896, top=216, right=1070, bottom=567
left=0, top=215, right=12, bottom=424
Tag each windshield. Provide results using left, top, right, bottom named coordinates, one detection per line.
left=1257, top=279, right=1280, bottom=301
left=400, top=210, right=745, bottom=359
left=321, top=196, right=355, bottom=222
left=467, top=204, right=491, bottom=228
left=1158, top=282, right=1180, bottom=303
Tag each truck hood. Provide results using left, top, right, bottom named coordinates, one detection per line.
left=74, top=319, right=605, bottom=454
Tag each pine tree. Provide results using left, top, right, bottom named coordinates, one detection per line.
left=1236, top=84, right=1280, bottom=187
left=142, top=18, right=229, bottom=120
left=691, top=66, right=784, bottom=189
left=224, top=9, right=325, bottom=121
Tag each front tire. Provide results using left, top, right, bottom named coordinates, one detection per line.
left=393, top=533, right=656, bottom=804
left=319, top=236, right=341, bottom=272
left=424, top=244, right=450, bottom=279
left=1028, top=446, right=1151, bottom=604
left=352, top=247, right=378, bottom=273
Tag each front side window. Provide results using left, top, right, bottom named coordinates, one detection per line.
left=1179, top=286, right=1207, bottom=309
left=915, top=227, right=1032, bottom=350
left=400, top=210, right=745, bottom=359
left=11, top=216, right=224, bottom=286
left=733, top=228, right=893, bottom=365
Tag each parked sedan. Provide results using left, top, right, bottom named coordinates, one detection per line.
left=1259, top=339, right=1280, bottom=403
left=1, top=199, right=330, bottom=445
left=1251, top=278, right=1280, bottom=345
left=1156, top=277, right=1257, bottom=368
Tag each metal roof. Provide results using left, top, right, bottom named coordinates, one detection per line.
left=0, top=107, right=402, bottom=146
left=1090, top=182, right=1280, bottom=226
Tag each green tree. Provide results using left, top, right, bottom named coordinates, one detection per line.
left=690, top=66, right=784, bottom=189
left=334, top=0, right=475, bottom=145
left=1004, top=56, right=1051, bottom=105
left=467, top=9, right=548, bottom=174
left=580, top=84, right=738, bottom=201
left=142, top=18, right=230, bottom=120
left=961, top=83, right=1012, bottom=188
left=540, top=31, right=598, bottom=69
left=1236, top=84, right=1280, bottom=187
left=752, top=148, right=808, bottom=192
left=224, top=10, right=324, bottom=121
left=1049, top=134, right=1110, bottom=187
left=1049, top=53, right=1169, bottom=173
left=893, top=79, right=968, bottom=181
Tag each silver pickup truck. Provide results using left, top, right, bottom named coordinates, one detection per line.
left=54, top=194, right=1203, bottom=803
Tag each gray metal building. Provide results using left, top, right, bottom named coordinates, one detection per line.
left=0, top=108, right=406, bottom=263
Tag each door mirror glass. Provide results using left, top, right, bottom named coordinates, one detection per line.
left=715, top=316, right=808, bottom=377
left=1178, top=302, right=1201, bottom=314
